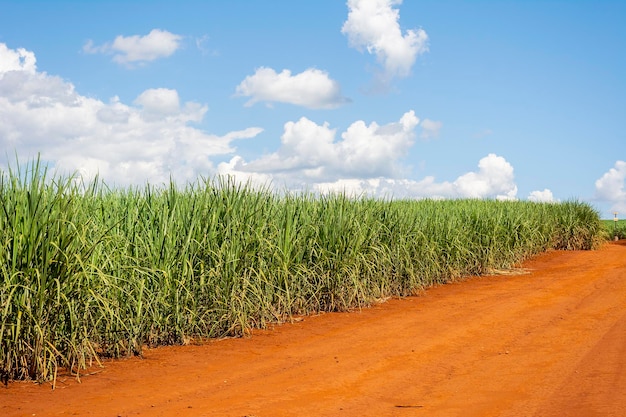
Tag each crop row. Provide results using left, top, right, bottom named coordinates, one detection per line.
left=0, top=159, right=603, bottom=384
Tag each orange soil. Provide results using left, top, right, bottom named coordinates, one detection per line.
left=2, top=241, right=626, bottom=417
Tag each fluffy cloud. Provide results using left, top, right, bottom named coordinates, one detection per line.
left=342, top=0, right=428, bottom=83
left=528, top=189, right=556, bottom=203
left=313, top=154, right=518, bottom=200
left=0, top=43, right=37, bottom=73
left=595, top=161, right=626, bottom=212
left=339, top=110, right=419, bottom=177
left=454, top=154, right=517, bottom=200
left=218, top=108, right=517, bottom=201
left=0, top=43, right=262, bottom=185
left=1, top=42, right=524, bottom=203
left=83, top=29, right=182, bottom=66
left=235, top=67, right=349, bottom=109
left=218, top=110, right=419, bottom=186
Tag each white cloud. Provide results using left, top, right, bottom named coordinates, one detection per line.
left=314, top=178, right=381, bottom=196
left=135, top=88, right=180, bottom=113
left=342, top=0, right=428, bottom=83
left=339, top=109, right=418, bottom=177
left=235, top=67, right=349, bottom=109
left=83, top=29, right=182, bottom=66
left=0, top=43, right=37, bottom=73
left=0, top=42, right=524, bottom=203
left=134, top=88, right=185, bottom=121
left=595, top=161, right=626, bottom=213
left=528, top=189, right=556, bottom=203
left=312, top=154, right=518, bottom=200
left=420, top=118, right=442, bottom=139
left=219, top=110, right=419, bottom=186
left=218, top=106, right=518, bottom=201
left=216, top=156, right=275, bottom=190
left=0, top=43, right=262, bottom=185
left=454, top=154, right=518, bottom=200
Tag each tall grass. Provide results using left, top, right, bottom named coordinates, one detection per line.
left=601, top=219, right=626, bottom=240
left=0, top=159, right=604, bottom=384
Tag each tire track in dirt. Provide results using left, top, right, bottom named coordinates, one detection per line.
left=2, top=242, right=626, bottom=417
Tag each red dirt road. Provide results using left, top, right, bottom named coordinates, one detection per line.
left=2, top=242, right=626, bottom=417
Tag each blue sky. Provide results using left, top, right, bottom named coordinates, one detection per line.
left=0, top=0, right=624, bottom=217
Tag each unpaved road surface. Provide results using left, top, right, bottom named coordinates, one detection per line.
left=2, top=241, right=626, bottom=417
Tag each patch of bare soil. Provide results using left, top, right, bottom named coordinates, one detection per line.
left=2, top=242, right=626, bottom=417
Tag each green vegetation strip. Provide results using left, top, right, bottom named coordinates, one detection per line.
left=601, top=219, right=626, bottom=239
left=0, top=159, right=605, bottom=383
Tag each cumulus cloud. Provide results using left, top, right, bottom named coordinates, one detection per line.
left=218, top=110, right=419, bottom=186
left=342, top=0, right=428, bottom=84
left=0, top=42, right=524, bottom=203
left=595, top=161, right=626, bottom=213
left=235, top=67, right=349, bottom=109
left=0, top=43, right=37, bottom=73
left=528, top=189, right=556, bottom=203
left=312, top=154, right=518, bottom=200
left=339, top=110, right=419, bottom=177
left=454, top=154, right=517, bottom=200
left=218, top=106, right=517, bottom=201
left=0, top=43, right=262, bottom=185
left=83, top=29, right=182, bottom=66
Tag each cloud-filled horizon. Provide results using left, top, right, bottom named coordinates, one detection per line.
left=0, top=0, right=624, bottom=215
